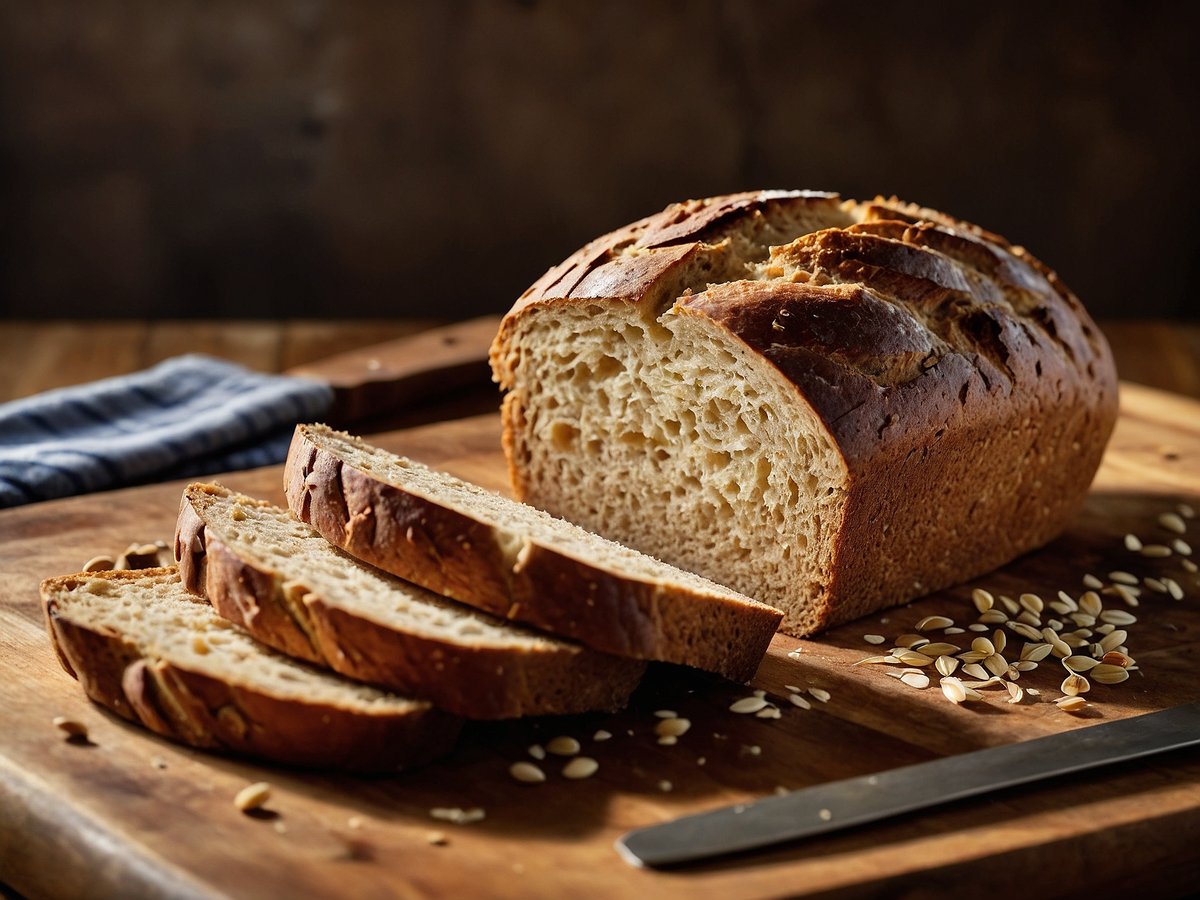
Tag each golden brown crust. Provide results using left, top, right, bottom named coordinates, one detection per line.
left=285, top=427, right=783, bottom=682
left=41, top=569, right=461, bottom=772
left=491, top=191, right=1120, bottom=633
left=177, top=483, right=647, bottom=717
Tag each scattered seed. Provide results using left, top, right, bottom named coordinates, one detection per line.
left=863, top=634, right=886, bottom=645
left=1099, top=610, right=1137, bottom=626
left=1082, top=573, right=1105, bottom=589
left=563, top=757, right=599, bottom=779
left=918, top=642, right=961, bottom=657
left=658, top=780, right=673, bottom=792
left=818, top=808, right=833, bottom=821
left=1063, top=655, right=1101, bottom=672
left=896, top=650, right=935, bottom=666
left=82, top=555, right=115, bottom=573
left=895, top=634, right=929, bottom=649
left=1099, top=629, right=1128, bottom=653
left=853, top=655, right=897, bottom=666
left=1091, top=664, right=1130, bottom=685
left=755, top=706, right=782, bottom=719
left=655, top=718, right=691, bottom=738
left=1101, top=650, right=1134, bottom=668
left=1013, top=660, right=1039, bottom=672
left=1021, top=643, right=1053, bottom=662
left=940, top=676, right=968, bottom=703
left=971, top=637, right=996, bottom=656
left=1008, top=622, right=1044, bottom=641
left=968, top=623, right=991, bottom=632
left=957, top=650, right=988, bottom=663
left=52, top=717, right=88, bottom=741
left=510, top=762, right=546, bottom=783
left=1165, top=577, right=1185, bottom=601
left=654, top=709, right=677, bottom=719
left=900, top=672, right=931, bottom=689
left=1124, top=534, right=1144, bottom=551
left=1159, top=512, right=1188, bottom=534
left=593, top=730, right=612, bottom=742
left=1110, top=571, right=1139, bottom=585
left=234, top=782, right=272, bottom=813
left=916, top=615, right=954, bottom=632
left=1061, top=633, right=1090, bottom=648
left=427, top=830, right=448, bottom=846
left=944, top=626, right=966, bottom=634
left=1057, top=696, right=1088, bottom=712
left=1069, top=612, right=1097, bottom=628
left=961, top=663, right=989, bottom=680
left=784, top=684, right=801, bottom=692
left=1061, top=673, right=1091, bottom=696
left=978, top=609, right=1009, bottom=625
left=1079, top=591, right=1103, bottom=617
left=430, top=807, right=485, bottom=824
left=983, top=654, right=1009, bottom=677
left=1005, top=682, right=1024, bottom=704
left=999, top=595, right=1021, bottom=616
left=546, top=736, right=581, bottom=756
left=528, top=744, right=546, bottom=760
left=1018, top=593, right=1044, bottom=615
left=992, top=630, right=1007, bottom=655
left=1183, top=559, right=1198, bottom=573
left=1180, top=503, right=1197, bottom=519
left=1111, top=584, right=1141, bottom=606
left=1141, top=544, right=1173, bottom=558
left=971, top=589, right=994, bottom=613
left=1144, top=577, right=1169, bottom=594
left=1173, top=539, right=1192, bottom=556
left=730, top=696, right=769, bottom=714
left=658, top=735, right=677, bottom=745
left=935, top=656, right=960, bottom=676
left=788, top=693, right=812, bottom=709
left=808, top=687, right=831, bottom=703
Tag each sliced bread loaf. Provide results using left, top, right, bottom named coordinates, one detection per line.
left=284, top=424, right=783, bottom=682
left=41, top=567, right=461, bottom=771
left=176, top=482, right=646, bottom=718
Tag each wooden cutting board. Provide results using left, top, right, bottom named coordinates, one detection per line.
left=2, top=382, right=1199, bottom=899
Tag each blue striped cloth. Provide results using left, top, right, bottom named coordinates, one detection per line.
left=0, top=354, right=334, bottom=508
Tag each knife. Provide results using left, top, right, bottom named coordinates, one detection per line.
left=616, top=702, right=1200, bottom=868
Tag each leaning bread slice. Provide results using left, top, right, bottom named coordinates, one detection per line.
left=42, top=568, right=461, bottom=772
left=176, top=482, right=646, bottom=718
left=284, top=424, right=783, bottom=682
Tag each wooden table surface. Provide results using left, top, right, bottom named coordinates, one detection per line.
left=1, top=319, right=1198, bottom=405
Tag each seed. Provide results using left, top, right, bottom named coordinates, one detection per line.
left=82, top=555, right=115, bottom=573
left=1050, top=637, right=1072, bottom=658
left=818, top=808, right=833, bottom=821
left=234, top=782, right=272, bottom=812
left=1165, top=577, right=1185, bottom=601
left=52, top=717, right=88, bottom=740
left=659, top=780, right=673, bottom=792
left=729, top=696, right=769, bottom=714
left=1181, top=503, right=1197, bottom=519
left=1061, top=633, right=1090, bottom=648
left=1099, top=629, right=1128, bottom=653
left=1124, top=534, right=1144, bottom=551
left=957, top=650, right=988, bottom=663
left=1183, top=559, right=1198, bottom=573
left=1013, top=660, right=1039, bottom=672
left=1159, top=512, right=1188, bottom=534
left=1109, top=571, right=1139, bottom=586
left=1143, top=577, right=1169, bottom=594
left=935, top=656, right=960, bottom=676
left=809, top=687, right=831, bottom=703
left=528, top=744, right=546, bottom=760
left=915, top=615, right=954, bottom=632
left=853, top=655, right=897, bottom=666
left=1009, top=622, right=1044, bottom=641
left=1091, top=664, right=1130, bottom=685
left=940, top=677, right=968, bottom=704
left=918, top=642, right=961, bottom=657
left=1063, top=655, right=1101, bottom=672
left=1096, top=623, right=1115, bottom=634
left=1056, top=590, right=1079, bottom=610
left=1057, top=696, right=1088, bottom=712
left=510, top=762, right=547, bottom=783
left=961, top=663, right=989, bottom=680
left=1173, top=539, right=1193, bottom=556
left=1101, top=650, right=1134, bottom=668
left=900, top=672, right=931, bottom=689
left=1061, top=673, right=1091, bottom=696
left=896, top=634, right=930, bottom=648
left=1019, top=593, right=1044, bottom=615
left=655, top=718, right=691, bottom=738
left=784, top=684, right=801, bottom=692
left=546, top=736, right=581, bottom=755
left=863, top=634, right=886, bottom=645
left=1016, top=611, right=1042, bottom=628
left=1111, top=584, right=1141, bottom=606
left=971, top=637, right=995, bottom=656
left=999, top=595, right=1021, bottom=616
left=983, top=654, right=1009, bottom=677
left=1021, top=643, right=1053, bottom=662
left=1069, top=613, right=1097, bottom=628
left=593, top=730, right=612, bottom=742
left=992, top=630, right=1007, bottom=654
left=1078, top=591, right=1103, bottom=617
left=896, top=650, right=934, bottom=666
left=654, top=709, right=677, bottom=718
left=944, top=627, right=966, bottom=634
left=1141, top=544, right=1173, bottom=558
left=1049, top=601, right=1074, bottom=616
left=1005, top=682, right=1024, bottom=704
left=427, top=830, right=448, bottom=846
left=562, top=757, right=599, bottom=779
left=971, top=589, right=994, bottom=613
left=1099, top=610, right=1137, bottom=626
left=755, top=706, right=782, bottom=719
left=1082, top=573, right=1105, bottom=589
left=968, top=623, right=990, bottom=632
left=788, top=693, right=812, bottom=709
left=978, top=610, right=1009, bottom=625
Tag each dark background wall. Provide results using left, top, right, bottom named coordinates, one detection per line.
left=1, top=1, right=1197, bottom=321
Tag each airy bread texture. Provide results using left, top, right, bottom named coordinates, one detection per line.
left=285, top=424, right=782, bottom=682
left=176, top=482, right=646, bottom=718
left=42, top=567, right=461, bottom=771
left=490, top=191, right=1119, bottom=636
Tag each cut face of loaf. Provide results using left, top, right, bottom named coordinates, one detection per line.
left=176, top=482, right=646, bottom=718
left=41, top=568, right=461, bottom=771
left=491, top=191, right=1119, bottom=635
left=284, top=424, right=782, bottom=682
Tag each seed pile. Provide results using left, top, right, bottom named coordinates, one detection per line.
left=852, top=501, right=1195, bottom=713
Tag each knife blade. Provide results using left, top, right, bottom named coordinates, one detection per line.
left=616, top=702, right=1200, bottom=868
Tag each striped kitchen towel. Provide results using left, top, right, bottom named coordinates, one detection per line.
left=0, top=354, right=334, bottom=508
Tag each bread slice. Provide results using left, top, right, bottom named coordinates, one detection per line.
left=176, top=482, right=646, bottom=718
left=284, top=424, right=783, bottom=682
left=490, top=191, right=1119, bottom=636
left=41, top=568, right=461, bottom=771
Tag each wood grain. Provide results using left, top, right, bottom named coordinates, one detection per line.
left=2, top=383, right=1199, bottom=898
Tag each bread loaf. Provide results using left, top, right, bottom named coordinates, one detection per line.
left=490, top=191, right=1119, bottom=635
left=42, top=568, right=461, bottom=771
left=285, top=424, right=782, bottom=681
left=176, top=482, right=646, bottom=718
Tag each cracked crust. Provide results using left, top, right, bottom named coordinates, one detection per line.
left=41, top=568, right=461, bottom=772
left=490, top=190, right=1119, bottom=633
left=176, top=483, right=647, bottom=717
